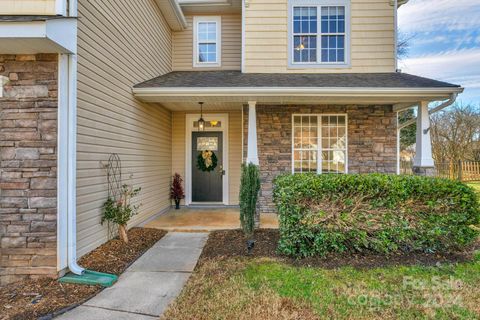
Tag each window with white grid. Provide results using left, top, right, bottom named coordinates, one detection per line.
left=193, top=16, right=221, bottom=67
left=289, top=0, right=350, bottom=67
left=320, top=115, right=347, bottom=173
left=292, top=115, right=347, bottom=174
left=293, top=115, right=319, bottom=173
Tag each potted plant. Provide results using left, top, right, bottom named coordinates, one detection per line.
left=101, top=184, right=141, bottom=243
left=170, top=173, right=185, bottom=209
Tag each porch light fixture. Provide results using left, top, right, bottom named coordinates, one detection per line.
left=198, top=102, right=205, bottom=131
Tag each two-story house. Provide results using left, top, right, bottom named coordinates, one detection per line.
left=0, top=0, right=463, bottom=284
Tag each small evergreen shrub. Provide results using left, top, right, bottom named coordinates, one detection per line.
left=239, top=163, right=261, bottom=237
left=273, top=174, right=480, bottom=257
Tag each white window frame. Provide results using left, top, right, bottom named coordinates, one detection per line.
left=193, top=16, right=222, bottom=68
left=287, top=0, right=351, bottom=68
left=291, top=114, right=349, bottom=174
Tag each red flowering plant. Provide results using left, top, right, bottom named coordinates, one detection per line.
left=170, top=173, right=185, bottom=209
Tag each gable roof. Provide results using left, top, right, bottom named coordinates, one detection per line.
left=134, top=71, right=460, bottom=89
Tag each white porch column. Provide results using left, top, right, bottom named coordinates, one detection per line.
left=413, top=101, right=435, bottom=175
left=247, top=101, right=259, bottom=165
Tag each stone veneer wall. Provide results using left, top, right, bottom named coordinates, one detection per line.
left=243, top=105, right=397, bottom=213
left=0, top=54, right=58, bottom=285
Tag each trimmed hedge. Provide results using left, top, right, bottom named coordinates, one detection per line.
left=273, top=174, right=480, bottom=257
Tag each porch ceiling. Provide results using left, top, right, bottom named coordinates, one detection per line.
left=133, top=71, right=464, bottom=107
left=178, top=0, right=241, bottom=15
left=161, top=101, right=243, bottom=111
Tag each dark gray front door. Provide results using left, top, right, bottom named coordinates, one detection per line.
left=192, top=131, right=223, bottom=202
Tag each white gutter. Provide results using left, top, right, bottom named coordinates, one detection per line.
left=155, top=0, right=188, bottom=31
left=398, top=93, right=458, bottom=130
left=133, top=86, right=464, bottom=97
left=169, top=0, right=188, bottom=30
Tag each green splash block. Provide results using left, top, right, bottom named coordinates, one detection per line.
left=59, top=269, right=118, bottom=287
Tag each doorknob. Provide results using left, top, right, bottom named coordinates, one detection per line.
left=219, top=165, right=225, bottom=176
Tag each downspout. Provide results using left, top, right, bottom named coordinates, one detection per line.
left=55, top=0, right=67, bottom=16
left=398, top=93, right=458, bottom=130
left=396, top=93, right=458, bottom=174
left=66, top=0, right=84, bottom=275
left=396, top=111, right=400, bottom=174
left=241, top=0, right=246, bottom=73
left=393, top=0, right=398, bottom=71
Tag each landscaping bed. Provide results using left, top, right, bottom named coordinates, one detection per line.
left=0, top=227, right=166, bottom=320
left=200, top=229, right=478, bottom=269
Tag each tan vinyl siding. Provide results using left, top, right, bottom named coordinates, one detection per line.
left=172, top=15, right=242, bottom=71
left=171, top=111, right=242, bottom=205
left=244, top=0, right=395, bottom=73
left=0, top=0, right=55, bottom=15
left=76, top=0, right=172, bottom=257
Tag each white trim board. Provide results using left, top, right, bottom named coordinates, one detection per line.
left=185, top=113, right=229, bottom=205
left=134, top=87, right=464, bottom=96
left=0, top=18, right=77, bottom=54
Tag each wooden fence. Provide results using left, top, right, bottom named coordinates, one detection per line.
left=400, top=160, right=480, bottom=182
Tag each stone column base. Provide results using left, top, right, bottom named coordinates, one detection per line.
left=412, top=166, right=436, bottom=177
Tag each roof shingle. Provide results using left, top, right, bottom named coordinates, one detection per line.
left=134, top=71, right=460, bottom=89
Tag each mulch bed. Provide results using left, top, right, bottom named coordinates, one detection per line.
left=200, top=229, right=479, bottom=269
left=0, top=227, right=167, bottom=320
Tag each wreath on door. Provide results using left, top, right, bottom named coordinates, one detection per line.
left=197, top=150, right=218, bottom=172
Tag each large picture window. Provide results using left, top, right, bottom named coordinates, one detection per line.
left=289, top=0, right=350, bottom=66
left=292, top=114, right=347, bottom=174
left=193, top=16, right=221, bottom=67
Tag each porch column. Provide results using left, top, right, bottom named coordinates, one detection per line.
left=247, top=101, right=259, bottom=165
left=413, top=101, right=435, bottom=176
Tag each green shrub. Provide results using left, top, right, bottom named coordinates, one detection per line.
left=273, top=174, right=480, bottom=257
left=239, top=163, right=261, bottom=237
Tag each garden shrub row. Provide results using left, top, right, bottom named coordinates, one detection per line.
left=273, top=174, right=480, bottom=257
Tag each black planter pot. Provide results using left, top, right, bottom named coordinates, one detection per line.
left=174, top=199, right=180, bottom=209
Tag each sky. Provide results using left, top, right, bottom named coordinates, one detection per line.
left=398, top=0, right=480, bottom=105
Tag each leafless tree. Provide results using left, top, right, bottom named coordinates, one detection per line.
left=397, top=31, right=413, bottom=59
left=430, top=104, right=480, bottom=163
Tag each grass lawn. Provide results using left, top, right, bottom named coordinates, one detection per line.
left=467, top=182, right=480, bottom=194
left=164, top=254, right=480, bottom=320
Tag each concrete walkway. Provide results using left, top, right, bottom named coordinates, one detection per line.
left=57, top=232, right=208, bottom=319
left=145, top=207, right=279, bottom=232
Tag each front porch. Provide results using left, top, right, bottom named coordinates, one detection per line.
left=132, top=70, right=463, bottom=215
left=144, top=207, right=279, bottom=232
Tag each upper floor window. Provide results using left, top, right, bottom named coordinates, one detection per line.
left=289, top=0, right=350, bottom=67
left=193, top=16, right=221, bottom=67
